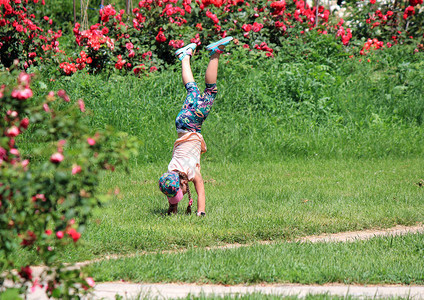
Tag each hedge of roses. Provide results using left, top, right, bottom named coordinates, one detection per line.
left=341, top=0, right=424, bottom=54
left=0, top=0, right=64, bottom=70
left=0, top=63, right=138, bottom=298
left=63, top=0, right=423, bottom=75
left=65, top=0, right=348, bottom=75
left=1, top=0, right=423, bottom=75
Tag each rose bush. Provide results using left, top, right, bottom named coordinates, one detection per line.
left=340, top=0, right=424, bottom=54
left=1, top=0, right=423, bottom=74
left=0, top=63, right=138, bottom=298
left=63, top=0, right=351, bottom=75
left=0, top=0, right=64, bottom=70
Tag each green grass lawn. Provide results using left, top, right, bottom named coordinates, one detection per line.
left=50, top=157, right=424, bottom=263
left=85, top=233, right=424, bottom=285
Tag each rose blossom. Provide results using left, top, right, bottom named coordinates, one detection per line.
left=22, top=159, right=29, bottom=168
left=18, top=266, right=32, bottom=280
left=56, top=231, right=64, bottom=239
left=57, top=89, right=70, bottom=102
left=78, top=99, right=85, bottom=112
left=50, top=152, right=64, bottom=164
left=7, top=126, right=20, bottom=137
left=87, top=138, right=96, bottom=146
left=43, top=103, right=50, bottom=112
left=67, top=228, right=81, bottom=242
left=11, top=87, right=33, bottom=100
left=72, top=165, right=82, bottom=175
left=10, top=148, right=19, bottom=156
left=18, top=72, right=31, bottom=85
left=20, top=118, right=29, bottom=129
left=85, top=277, right=95, bottom=287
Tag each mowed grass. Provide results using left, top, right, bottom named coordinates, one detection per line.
left=52, top=157, right=424, bottom=262
left=85, top=233, right=424, bottom=284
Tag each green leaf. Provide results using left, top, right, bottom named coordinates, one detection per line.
left=0, top=288, right=22, bottom=300
left=38, top=81, right=47, bottom=90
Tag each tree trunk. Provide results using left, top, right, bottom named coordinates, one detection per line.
left=315, top=0, right=319, bottom=27
left=73, top=0, right=76, bottom=24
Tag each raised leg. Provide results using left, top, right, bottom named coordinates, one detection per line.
left=181, top=55, right=195, bottom=85
left=205, top=46, right=223, bottom=85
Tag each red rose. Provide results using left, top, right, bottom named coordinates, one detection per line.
left=403, top=6, right=415, bottom=19
left=252, top=22, right=263, bottom=32
left=242, top=24, right=252, bottom=32
left=67, top=228, right=81, bottom=242
left=19, top=266, right=32, bottom=280
left=20, top=118, right=29, bottom=129
left=409, top=0, right=422, bottom=6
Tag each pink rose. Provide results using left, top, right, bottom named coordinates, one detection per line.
left=22, top=159, right=29, bottom=168
left=11, top=87, right=33, bottom=100
left=7, top=126, right=20, bottom=137
left=85, top=277, right=95, bottom=287
left=72, top=165, right=82, bottom=175
left=0, top=147, right=7, bottom=160
left=18, top=72, right=31, bottom=86
left=10, top=148, right=19, bottom=156
left=57, top=89, right=70, bottom=102
left=43, top=103, right=50, bottom=112
left=87, top=138, right=96, bottom=146
left=56, top=231, right=64, bottom=239
left=78, top=99, right=85, bottom=112
left=50, top=152, right=64, bottom=164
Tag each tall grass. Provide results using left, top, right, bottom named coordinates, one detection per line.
left=30, top=47, right=424, bottom=163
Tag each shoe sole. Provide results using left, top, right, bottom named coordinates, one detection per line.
left=206, top=36, right=234, bottom=50
left=175, top=43, right=197, bottom=56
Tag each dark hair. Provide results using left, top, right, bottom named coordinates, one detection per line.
left=178, top=171, right=193, bottom=214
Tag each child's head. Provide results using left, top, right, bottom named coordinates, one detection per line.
left=158, top=171, right=183, bottom=204
left=159, top=171, right=193, bottom=215
left=158, top=171, right=191, bottom=204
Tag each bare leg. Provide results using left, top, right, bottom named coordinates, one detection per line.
left=181, top=56, right=195, bottom=85
left=205, top=47, right=223, bottom=84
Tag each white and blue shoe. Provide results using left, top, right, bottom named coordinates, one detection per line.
left=175, top=43, right=197, bottom=61
left=206, top=36, right=233, bottom=55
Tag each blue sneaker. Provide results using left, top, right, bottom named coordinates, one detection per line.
left=206, top=36, right=233, bottom=55
left=175, top=43, right=197, bottom=61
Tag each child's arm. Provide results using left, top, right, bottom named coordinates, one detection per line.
left=193, top=171, right=205, bottom=213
